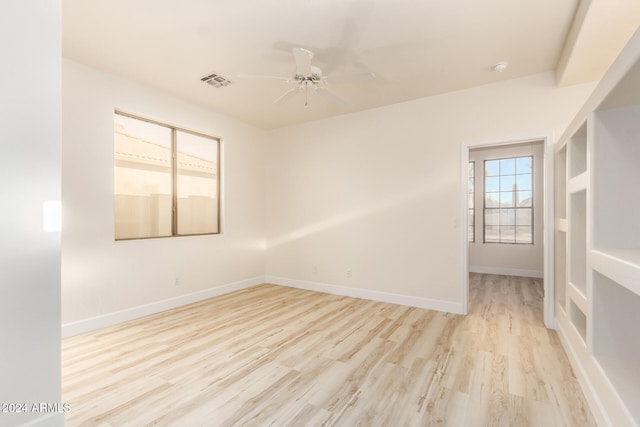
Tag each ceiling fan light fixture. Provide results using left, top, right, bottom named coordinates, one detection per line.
left=240, top=47, right=372, bottom=108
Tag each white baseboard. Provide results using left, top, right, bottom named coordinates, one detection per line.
left=19, top=412, right=64, bottom=427
left=61, top=276, right=265, bottom=338
left=555, top=316, right=610, bottom=427
left=265, top=275, right=464, bottom=315
left=556, top=310, right=637, bottom=427
left=62, top=275, right=465, bottom=337
left=469, top=265, right=543, bottom=278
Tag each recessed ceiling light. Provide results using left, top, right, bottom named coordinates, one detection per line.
left=491, top=61, right=509, bottom=73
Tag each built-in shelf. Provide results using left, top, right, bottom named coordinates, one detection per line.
left=554, top=26, right=640, bottom=427
left=568, top=299, right=587, bottom=345
left=555, top=144, right=567, bottom=220
left=590, top=249, right=640, bottom=297
left=592, top=106, right=640, bottom=251
left=568, top=190, right=587, bottom=296
left=568, top=123, right=587, bottom=179
left=554, top=230, right=567, bottom=310
left=593, top=356, right=640, bottom=425
left=557, top=218, right=567, bottom=233
left=592, top=271, right=640, bottom=424
left=567, top=281, right=587, bottom=314
left=567, top=172, right=588, bottom=194
left=597, top=53, right=640, bottom=112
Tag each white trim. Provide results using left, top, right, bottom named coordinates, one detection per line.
left=556, top=314, right=611, bottom=427
left=265, top=275, right=464, bottom=314
left=469, top=266, right=543, bottom=278
left=18, top=413, right=64, bottom=427
left=462, top=134, right=555, bottom=328
left=460, top=144, right=470, bottom=315
left=543, top=137, right=556, bottom=329
left=61, top=276, right=265, bottom=338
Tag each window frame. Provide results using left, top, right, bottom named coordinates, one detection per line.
left=114, top=110, right=221, bottom=240
left=482, top=155, right=533, bottom=245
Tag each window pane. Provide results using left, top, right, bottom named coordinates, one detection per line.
left=176, top=130, right=219, bottom=235
left=500, top=191, right=514, bottom=207
left=483, top=155, right=533, bottom=244
left=500, top=174, right=515, bottom=191
left=500, top=208, right=516, bottom=226
left=516, top=173, right=532, bottom=191
left=114, top=114, right=172, bottom=239
left=485, top=209, right=499, bottom=226
left=485, top=192, right=500, bottom=207
left=516, top=226, right=533, bottom=243
left=500, top=158, right=516, bottom=175
left=518, top=190, right=532, bottom=206
left=485, top=225, right=500, bottom=242
left=485, top=176, right=500, bottom=192
left=516, top=156, right=532, bottom=174
left=485, top=160, right=500, bottom=177
left=516, top=208, right=532, bottom=226
left=501, top=225, right=515, bottom=242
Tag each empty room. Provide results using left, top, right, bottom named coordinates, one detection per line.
left=4, top=0, right=640, bottom=426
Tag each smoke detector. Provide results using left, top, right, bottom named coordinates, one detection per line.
left=201, top=72, right=231, bottom=88
left=491, top=61, right=509, bottom=73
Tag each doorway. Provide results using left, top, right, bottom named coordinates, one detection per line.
left=461, top=136, right=555, bottom=328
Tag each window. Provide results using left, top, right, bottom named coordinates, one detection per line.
left=468, top=161, right=475, bottom=242
left=114, top=112, right=220, bottom=240
left=484, top=156, right=532, bottom=244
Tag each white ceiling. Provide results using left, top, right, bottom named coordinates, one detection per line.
left=62, top=0, right=640, bottom=130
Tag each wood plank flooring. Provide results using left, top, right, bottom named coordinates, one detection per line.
left=62, top=274, right=595, bottom=426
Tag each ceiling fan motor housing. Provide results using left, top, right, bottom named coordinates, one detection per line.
left=295, top=65, right=323, bottom=84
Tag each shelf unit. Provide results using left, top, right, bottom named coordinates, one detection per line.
left=554, top=27, right=640, bottom=427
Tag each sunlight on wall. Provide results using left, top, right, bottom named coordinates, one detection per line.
left=267, top=180, right=448, bottom=249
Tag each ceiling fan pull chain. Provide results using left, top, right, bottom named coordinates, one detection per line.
left=305, top=82, right=309, bottom=107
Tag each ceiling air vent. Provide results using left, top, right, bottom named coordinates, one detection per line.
left=201, top=73, right=231, bottom=88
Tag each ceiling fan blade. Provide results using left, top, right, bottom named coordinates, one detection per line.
left=317, top=87, right=347, bottom=106
left=237, top=73, right=290, bottom=82
left=272, top=87, right=299, bottom=105
left=292, top=48, right=313, bottom=76
left=324, top=71, right=376, bottom=85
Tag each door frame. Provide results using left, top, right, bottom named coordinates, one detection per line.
left=461, top=134, right=555, bottom=328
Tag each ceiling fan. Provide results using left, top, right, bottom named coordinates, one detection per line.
left=238, top=48, right=375, bottom=107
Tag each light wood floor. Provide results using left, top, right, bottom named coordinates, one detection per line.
left=62, top=274, right=595, bottom=426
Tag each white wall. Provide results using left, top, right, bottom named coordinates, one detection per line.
left=266, top=72, right=595, bottom=310
left=62, top=60, right=266, bottom=327
left=61, top=63, right=595, bottom=330
left=469, top=141, right=545, bottom=277
left=0, top=1, right=63, bottom=426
